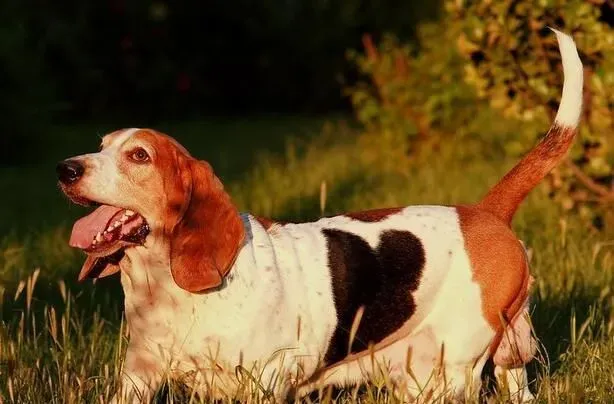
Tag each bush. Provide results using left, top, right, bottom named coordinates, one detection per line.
left=346, top=0, right=614, bottom=228
left=450, top=0, right=614, bottom=228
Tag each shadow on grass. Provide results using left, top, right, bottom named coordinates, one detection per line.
left=531, top=287, right=611, bottom=373
left=479, top=286, right=613, bottom=398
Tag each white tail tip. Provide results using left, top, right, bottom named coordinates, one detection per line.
left=549, top=28, right=583, bottom=128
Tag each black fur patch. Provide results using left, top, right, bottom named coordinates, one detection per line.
left=322, top=229, right=425, bottom=365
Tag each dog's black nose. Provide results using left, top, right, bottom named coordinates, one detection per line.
left=56, top=159, right=84, bottom=184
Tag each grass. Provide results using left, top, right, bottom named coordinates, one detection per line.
left=0, top=115, right=613, bottom=403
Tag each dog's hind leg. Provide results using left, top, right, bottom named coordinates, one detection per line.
left=492, top=304, right=537, bottom=403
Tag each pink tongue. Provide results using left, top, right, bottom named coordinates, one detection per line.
left=69, top=205, right=124, bottom=249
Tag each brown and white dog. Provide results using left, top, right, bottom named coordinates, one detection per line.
left=57, top=30, right=582, bottom=403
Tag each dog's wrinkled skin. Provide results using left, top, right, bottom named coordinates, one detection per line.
left=57, top=30, right=582, bottom=403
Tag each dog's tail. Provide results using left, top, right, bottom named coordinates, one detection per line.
left=477, top=29, right=583, bottom=225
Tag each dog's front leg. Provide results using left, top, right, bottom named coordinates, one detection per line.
left=111, top=347, right=164, bottom=404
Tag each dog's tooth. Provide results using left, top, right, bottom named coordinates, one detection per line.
left=95, top=232, right=103, bottom=242
left=125, top=210, right=135, bottom=216
left=113, top=220, right=122, bottom=227
left=92, top=239, right=98, bottom=246
left=120, top=214, right=130, bottom=222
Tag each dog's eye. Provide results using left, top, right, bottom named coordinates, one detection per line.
left=130, top=148, right=150, bottom=163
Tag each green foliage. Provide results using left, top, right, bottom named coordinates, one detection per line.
left=346, top=23, right=479, bottom=151
left=449, top=0, right=614, bottom=226
left=347, top=0, right=614, bottom=228
left=452, top=0, right=613, bottom=131
left=345, top=16, right=529, bottom=170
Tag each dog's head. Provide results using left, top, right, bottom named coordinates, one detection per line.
left=57, top=128, right=244, bottom=292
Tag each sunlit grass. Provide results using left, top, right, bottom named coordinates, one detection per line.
left=1, top=117, right=613, bottom=402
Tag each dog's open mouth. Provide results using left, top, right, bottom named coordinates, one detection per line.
left=69, top=205, right=150, bottom=280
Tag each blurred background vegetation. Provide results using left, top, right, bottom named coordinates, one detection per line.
left=0, top=0, right=439, bottom=163
left=2, top=0, right=612, bottom=220
left=1, top=0, right=611, bottom=292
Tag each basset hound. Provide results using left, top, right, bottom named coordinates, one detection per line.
left=56, top=30, right=582, bottom=403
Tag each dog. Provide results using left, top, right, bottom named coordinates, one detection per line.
left=57, top=30, right=582, bottom=403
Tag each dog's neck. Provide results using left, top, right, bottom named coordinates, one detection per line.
left=118, top=234, right=248, bottom=312
left=118, top=239, right=189, bottom=335
left=120, top=237, right=190, bottom=296
left=117, top=231, right=260, bottom=352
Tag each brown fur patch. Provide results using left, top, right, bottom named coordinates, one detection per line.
left=168, top=157, right=245, bottom=292
left=478, top=124, right=576, bottom=224
left=344, top=207, right=403, bottom=222
left=130, top=129, right=245, bottom=292
left=254, top=216, right=278, bottom=230
left=456, top=205, right=531, bottom=338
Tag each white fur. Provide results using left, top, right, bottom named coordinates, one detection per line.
left=551, top=28, right=583, bottom=127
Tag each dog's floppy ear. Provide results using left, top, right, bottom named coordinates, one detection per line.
left=169, top=158, right=244, bottom=292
